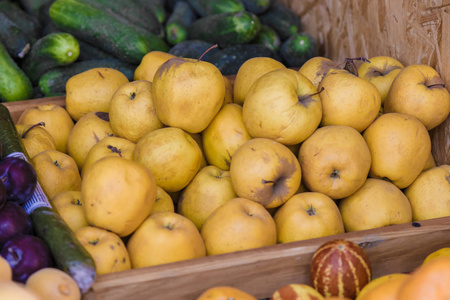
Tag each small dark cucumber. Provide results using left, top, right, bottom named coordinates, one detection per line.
left=186, top=0, right=245, bottom=17
left=134, top=0, right=167, bottom=23
left=0, top=42, right=33, bottom=102
left=168, top=40, right=216, bottom=61
left=165, top=0, right=197, bottom=45
left=259, top=1, right=302, bottom=41
left=188, top=11, right=261, bottom=48
left=0, top=11, right=31, bottom=59
left=279, top=32, right=317, bottom=68
left=0, top=1, right=42, bottom=43
left=251, top=24, right=281, bottom=51
left=16, top=0, right=55, bottom=25
left=21, top=32, right=80, bottom=85
left=241, top=0, right=271, bottom=14
left=77, top=40, right=116, bottom=61
left=39, top=59, right=137, bottom=97
left=49, top=0, right=169, bottom=64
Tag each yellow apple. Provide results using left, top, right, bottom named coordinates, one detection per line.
left=423, top=247, right=450, bottom=265
left=188, top=132, right=208, bottom=169
left=222, top=75, right=234, bottom=107
left=178, top=165, right=237, bottom=230
left=25, top=267, right=81, bottom=300
left=243, top=68, right=322, bottom=145
left=233, top=56, right=286, bottom=105
left=16, top=123, right=56, bottom=158
left=51, top=190, right=88, bottom=232
left=66, top=111, right=114, bottom=170
left=201, top=198, right=277, bottom=256
left=229, top=138, right=302, bottom=208
left=32, top=149, right=82, bottom=200
left=384, top=64, right=450, bottom=130
left=356, top=273, right=410, bottom=300
left=318, top=69, right=381, bottom=132
left=149, top=186, right=175, bottom=215
left=127, top=212, right=206, bottom=268
left=0, top=256, right=12, bottom=282
left=298, top=56, right=340, bottom=88
left=75, top=226, right=131, bottom=275
left=358, top=56, right=404, bottom=104
left=81, top=136, right=136, bottom=179
left=133, top=127, right=203, bottom=193
left=17, top=104, right=74, bottom=153
left=404, top=165, right=450, bottom=221
left=363, top=113, right=431, bottom=189
left=298, top=125, right=371, bottom=199
left=152, top=56, right=225, bottom=133
left=197, top=286, right=257, bottom=300
left=202, top=103, right=251, bottom=171
left=109, top=80, right=163, bottom=143
left=134, top=50, right=175, bottom=82
left=423, top=151, right=436, bottom=171
left=274, top=192, right=345, bottom=243
left=0, top=282, right=40, bottom=300
left=82, top=156, right=157, bottom=237
left=339, top=178, right=412, bottom=232
left=271, top=283, right=325, bottom=300
left=356, top=273, right=411, bottom=300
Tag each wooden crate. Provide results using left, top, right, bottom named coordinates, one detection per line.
left=3, top=1, right=450, bottom=299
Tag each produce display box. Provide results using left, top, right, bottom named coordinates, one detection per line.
left=3, top=0, right=450, bottom=299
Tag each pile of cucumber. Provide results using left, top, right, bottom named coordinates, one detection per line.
left=0, top=0, right=317, bottom=102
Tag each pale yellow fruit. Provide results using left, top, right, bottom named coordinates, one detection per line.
left=233, top=57, right=286, bottom=105
left=134, top=51, right=175, bottom=82
left=109, top=80, right=163, bottom=143
left=66, top=111, right=114, bottom=170
left=298, top=56, right=339, bottom=88
left=149, top=186, right=175, bottom=215
left=82, top=156, right=156, bottom=237
left=230, top=138, right=302, bottom=209
left=16, top=124, right=56, bottom=158
left=51, top=191, right=87, bottom=233
left=356, top=273, right=411, bottom=300
left=339, top=178, right=412, bottom=232
left=133, top=127, right=202, bottom=193
left=298, top=125, right=371, bottom=199
left=358, top=56, right=404, bottom=104
left=363, top=113, right=431, bottom=189
left=243, top=68, right=322, bottom=145
left=274, top=192, right=345, bottom=243
left=65, top=67, right=129, bottom=121
left=178, top=165, right=237, bottom=230
left=127, top=212, right=206, bottom=268
left=0, top=256, right=12, bottom=282
left=423, top=247, right=450, bottom=265
left=222, top=75, right=233, bottom=106
left=202, top=103, right=251, bottom=171
left=318, top=69, right=381, bottom=132
left=384, top=64, right=450, bottom=130
left=75, top=226, right=131, bottom=275
left=81, top=136, right=136, bottom=179
left=188, top=132, right=208, bottom=168
left=32, top=149, right=81, bottom=200
left=201, top=198, right=277, bottom=256
left=26, top=267, right=81, bottom=300
left=272, top=283, right=325, bottom=300
left=423, top=152, right=436, bottom=171
left=17, top=104, right=74, bottom=153
left=404, top=165, right=450, bottom=221
left=0, top=281, right=40, bottom=300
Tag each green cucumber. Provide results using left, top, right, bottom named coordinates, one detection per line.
left=0, top=103, right=97, bottom=294
left=0, top=1, right=42, bottom=43
left=49, top=0, right=169, bottom=64
left=165, top=0, right=197, bottom=45
left=0, top=41, right=33, bottom=102
left=134, top=0, right=167, bottom=23
left=39, top=59, right=136, bottom=97
left=16, top=0, right=54, bottom=25
left=259, top=1, right=302, bottom=40
left=188, top=11, right=260, bottom=48
left=77, top=40, right=116, bottom=61
left=279, top=32, right=317, bottom=68
left=168, top=40, right=216, bottom=61
left=241, top=0, right=271, bottom=14
left=251, top=24, right=281, bottom=51
left=21, top=32, right=80, bottom=85
left=186, top=0, right=245, bottom=17
left=0, top=11, right=31, bottom=59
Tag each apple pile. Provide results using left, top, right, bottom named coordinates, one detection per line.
left=12, top=48, right=450, bottom=280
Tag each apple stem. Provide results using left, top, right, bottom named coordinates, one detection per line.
left=342, top=57, right=370, bottom=76
left=21, top=122, right=46, bottom=139
left=198, top=44, right=218, bottom=62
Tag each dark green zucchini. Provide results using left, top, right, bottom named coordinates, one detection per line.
left=0, top=11, right=31, bottom=59
left=258, top=1, right=302, bottom=40
left=49, top=0, right=169, bottom=64
left=0, top=41, right=33, bottom=102
left=279, top=32, right=317, bottom=68
left=134, top=0, right=167, bottom=23
left=168, top=40, right=216, bottom=61
left=21, top=32, right=80, bottom=85
left=16, top=0, right=54, bottom=25
left=0, top=103, right=97, bottom=294
left=241, top=0, right=271, bottom=14
left=39, top=59, right=136, bottom=97
left=186, top=0, right=244, bottom=17
left=165, top=0, right=197, bottom=45
left=0, top=1, right=42, bottom=43
left=188, top=11, right=260, bottom=48
left=251, top=24, right=281, bottom=51
left=208, top=44, right=279, bottom=75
